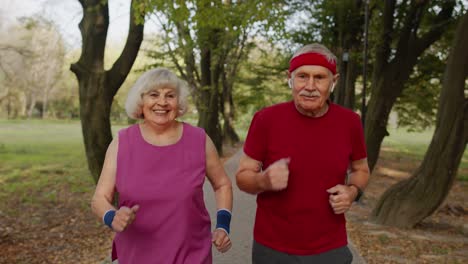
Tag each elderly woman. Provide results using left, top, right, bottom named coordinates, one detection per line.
left=91, top=68, right=233, bottom=263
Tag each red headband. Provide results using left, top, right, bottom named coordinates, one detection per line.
left=288, top=52, right=337, bottom=74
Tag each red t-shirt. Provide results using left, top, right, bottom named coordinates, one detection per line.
left=244, top=101, right=367, bottom=255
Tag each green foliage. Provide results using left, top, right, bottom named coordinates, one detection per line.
left=233, top=45, right=291, bottom=119
left=394, top=53, right=444, bottom=132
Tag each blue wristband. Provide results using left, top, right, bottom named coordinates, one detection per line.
left=216, top=209, right=232, bottom=234
left=103, top=209, right=116, bottom=229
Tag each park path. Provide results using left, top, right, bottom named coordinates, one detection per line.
left=203, top=149, right=367, bottom=264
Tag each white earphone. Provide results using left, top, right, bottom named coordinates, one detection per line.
left=330, top=83, right=336, bottom=93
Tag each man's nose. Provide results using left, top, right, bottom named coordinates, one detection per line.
left=304, top=78, right=316, bottom=89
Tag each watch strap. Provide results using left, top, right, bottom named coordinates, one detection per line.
left=348, top=184, right=363, bottom=201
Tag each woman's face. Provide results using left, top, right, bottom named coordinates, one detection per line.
left=141, top=86, right=179, bottom=126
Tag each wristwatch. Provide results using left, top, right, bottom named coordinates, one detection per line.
left=348, top=184, right=363, bottom=202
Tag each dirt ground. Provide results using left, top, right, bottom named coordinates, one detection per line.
left=0, top=145, right=466, bottom=263
left=347, top=147, right=468, bottom=263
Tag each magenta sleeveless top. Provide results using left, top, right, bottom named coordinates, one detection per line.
left=113, top=123, right=212, bottom=264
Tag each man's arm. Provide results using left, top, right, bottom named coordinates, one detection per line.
left=347, top=158, right=370, bottom=200
left=327, top=158, right=370, bottom=214
left=236, top=153, right=290, bottom=195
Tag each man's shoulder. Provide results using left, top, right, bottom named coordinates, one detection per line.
left=256, top=101, right=293, bottom=117
left=331, top=103, right=361, bottom=119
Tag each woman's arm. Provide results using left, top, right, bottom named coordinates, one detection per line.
left=205, top=135, right=233, bottom=212
left=205, top=135, right=233, bottom=253
left=91, top=137, right=119, bottom=219
left=91, top=137, right=139, bottom=231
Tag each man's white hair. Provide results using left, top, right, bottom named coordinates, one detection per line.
left=125, top=68, right=190, bottom=119
left=290, top=43, right=338, bottom=78
left=291, top=43, right=337, bottom=62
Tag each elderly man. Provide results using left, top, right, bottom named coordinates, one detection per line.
left=236, top=43, right=369, bottom=264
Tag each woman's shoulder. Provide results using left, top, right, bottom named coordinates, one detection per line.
left=117, top=124, right=140, bottom=138
left=182, top=122, right=206, bottom=137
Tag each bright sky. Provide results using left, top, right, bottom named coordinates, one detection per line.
left=1, top=0, right=143, bottom=49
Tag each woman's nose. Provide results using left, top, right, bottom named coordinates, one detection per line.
left=156, top=97, right=167, bottom=105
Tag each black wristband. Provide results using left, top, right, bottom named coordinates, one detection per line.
left=348, top=184, right=363, bottom=201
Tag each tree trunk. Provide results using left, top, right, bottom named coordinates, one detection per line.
left=365, top=0, right=455, bottom=172
left=42, top=91, right=49, bottom=119
left=333, top=57, right=346, bottom=106
left=331, top=0, right=364, bottom=109
left=195, top=24, right=223, bottom=152
left=365, top=64, right=410, bottom=171
left=197, top=83, right=222, bottom=152
left=343, top=58, right=357, bottom=110
left=70, top=0, right=144, bottom=183
left=370, top=12, right=468, bottom=228
left=27, top=92, right=36, bottom=118
left=221, top=66, right=239, bottom=145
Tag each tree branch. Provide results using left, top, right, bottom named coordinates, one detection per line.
left=373, top=0, right=396, bottom=77
left=394, top=0, right=425, bottom=59
left=414, top=0, right=456, bottom=56
left=71, top=0, right=109, bottom=78
left=107, top=0, right=145, bottom=97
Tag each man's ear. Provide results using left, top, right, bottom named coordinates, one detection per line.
left=287, top=70, right=292, bottom=88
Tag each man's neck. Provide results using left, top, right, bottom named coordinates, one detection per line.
left=295, top=102, right=329, bottom=118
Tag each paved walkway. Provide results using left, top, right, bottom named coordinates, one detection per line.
left=203, top=149, right=366, bottom=264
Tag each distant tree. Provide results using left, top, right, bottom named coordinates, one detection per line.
left=21, top=17, right=65, bottom=118
left=365, top=0, right=457, bottom=171
left=70, top=0, right=144, bottom=183
left=0, top=17, right=63, bottom=119
left=371, top=12, right=468, bottom=228
left=288, top=0, right=366, bottom=110
left=143, top=0, right=288, bottom=151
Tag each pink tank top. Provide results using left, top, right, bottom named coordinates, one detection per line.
left=114, top=123, right=212, bottom=264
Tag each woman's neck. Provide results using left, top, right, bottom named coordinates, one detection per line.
left=140, top=121, right=182, bottom=146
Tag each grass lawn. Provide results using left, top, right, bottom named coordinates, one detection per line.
left=382, top=128, right=468, bottom=180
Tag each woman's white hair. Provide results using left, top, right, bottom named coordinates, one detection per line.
left=125, top=67, right=190, bottom=119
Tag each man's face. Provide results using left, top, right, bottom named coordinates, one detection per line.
left=291, top=65, right=336, bottom=117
